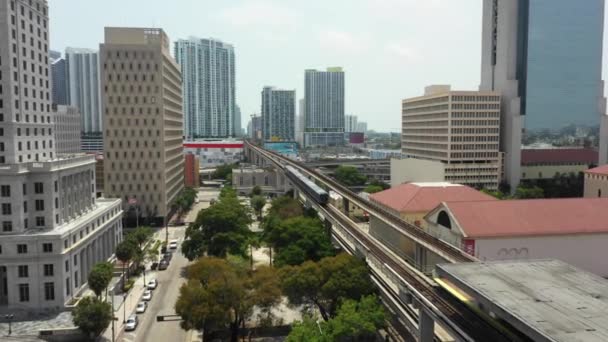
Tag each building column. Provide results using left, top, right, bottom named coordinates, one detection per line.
left=419, top=309, right=434, bottom=342
left=342, top=197, right=350, bottom=216
left=79, top=249, right=85, bottom=288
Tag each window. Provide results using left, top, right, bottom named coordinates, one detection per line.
left=17, top=244, right=27, bottom=254
left=73, top=254, right=78, bottom=266
left=35, top=199, right=44, bottom=211
left=34, top=182, right=43, bottom=194
left=74, top=271, right=79, bottom=287
left=64, top=260, right=69, bottom=272
left=0, top=185, right=9, bottom=197
left=2, top=221, right=12, bottom=232
left=599, top=189, right=603, bottom=198
left=42, top=243, right=52, bottom=253
left=18, top=265, right=28, bottom=278
left=43, top=264, right=54, bottom=276
left=1, top=203, right=11, bottom=215
left=18, top=284, right=29, bottom=302
left=44, top=282, right=54, bottom=300
left=36, top=216, right=45, bottom=226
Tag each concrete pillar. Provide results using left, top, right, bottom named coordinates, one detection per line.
left=79, top=249, right=85, bottom=288
left=324, top=219, right=332, bottom=236
left=419, top=309, right=434, bottom=342
left=415, top=244, right=427, bottom=273
left=342, top=197, right=350, bottom=216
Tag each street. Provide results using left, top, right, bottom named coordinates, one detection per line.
left=120, top=225, right=190, bottom=342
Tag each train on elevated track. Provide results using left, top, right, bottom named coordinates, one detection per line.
left=285, top=165, right=329, bottom=205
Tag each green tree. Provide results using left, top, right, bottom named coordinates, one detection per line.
left=182, top=193, right=252, bottom=260
left=265, top=216, right=334, bottom=267
left=175, top=257, right=281, bottom=342
left=286, top=317, right=328, bottom=342
left=250, top=185, right=262, bottom=197
left=172, top=187, right=197, bottom=214
left=266, top=196, right=303, bottom=219
left=514, top=185, right=544, bottom=199
left=369, top=179, right=390, bottom=190
left=363, top=185, right=383, bottom=194
left=72, top=297, right=113, bottom=340
left=250, top=195, right=266, bottom=220
left=115, top=239, right=136, bottom=285
left=127, top=226, right=153, bottom=250
left=334, top=166, right=367, bottom=186
left=212, top=163, right=237, bottom=181
left=87, top=262, right=113, bottom=299
left=280, top=253, right=375, bottom=321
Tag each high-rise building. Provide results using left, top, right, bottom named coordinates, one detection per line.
left=261, top=86, right=295, bottom=141
left=54, top=105, right=81, bottom=155
left=174, top=38, right=236, bottom=138
left=401, top=85, right=502, bottom=189
left=345, top=115, right=358, bottom=133
left=248, top=115, right=262, bottom=140
left=234, top=105, right=242, bottom=137
left=101, top=27, right=184, bottom=221
left=296, top=99, right=305, bottom=145
left=304, top=67, right=345, bottom=146
left=480, top=0, right=607, bottom=187
left=65, top=48, right=102, bottom=135
left=356, top=121, right=368, bottom=133
left=51, top=58, right=68, bottom=105
left=0, top=0, right=123, bottom=309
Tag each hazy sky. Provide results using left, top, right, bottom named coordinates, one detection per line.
left=49, top=0, right=608, bottom=132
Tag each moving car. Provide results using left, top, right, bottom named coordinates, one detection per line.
left=169, top=240, right=178, bottom=249
left=135, top=302, right=147, bottom=314
left=158, top=260, right=168, bottom=270
left=125, top=315, right=138, bottom=331
left=142, top=290, right=152, bottom=301
left=147, top=279, right=158, bottom=290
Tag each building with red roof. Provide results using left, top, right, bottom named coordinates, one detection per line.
left=521, top=148, right=597, bottom=180
left=425, top=197, right=608, bottom=276
left=584, top=165, right=608, bottom=198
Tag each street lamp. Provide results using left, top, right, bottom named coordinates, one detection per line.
left=123, top=292, right=127, bottom=324
left=5, top=314, right=14, bottom=335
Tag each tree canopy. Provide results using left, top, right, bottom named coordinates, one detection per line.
left=280, top=253, right=375, bottom=321
left=172, top=187, right=197, bottom=214
left=182, top=190, right=252, bottom=260
left=212, top=163, right=237, bottom=181
left=250, top=195, right=266, bottom=220
left=264, top=216, right=334, bottom=267
left=266, top=196, right=303, bottom=220
left=175, top=257, right=281, bottom=342
left=334, top=166, right=367, bottom=186
left=363, top=185, right=383, bottom=194
left=72, top=297, right=113, bottom=340
left=250, top=185, right=262, bottom=197
left=87, top=262, right=113, bottom=298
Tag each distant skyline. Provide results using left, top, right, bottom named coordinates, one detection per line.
left=49, top=0, right=608, bottom=132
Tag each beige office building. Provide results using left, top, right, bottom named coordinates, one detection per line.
left=401, top=85, right=502, bottom=189
left=101, top=28, right=184, bottom=221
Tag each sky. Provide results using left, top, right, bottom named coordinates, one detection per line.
left=49, top=0, right=608, bottom=132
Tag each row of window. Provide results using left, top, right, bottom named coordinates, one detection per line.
left=451, top=152, right=500, bottom=159
left=451, top=95, right=499, bottom=102
left=452, top=103, right=499, bottom=110
left=451, top=128, right=500, bottom=134
left=106, top=50, right=156, bottom=60
left=451, top=135, right=499, bottom=142
left=452, top=120, right=500, bottom=127
left=452, top=111, right=500, bottom=118
left=17, top=282, right=55, bottom=302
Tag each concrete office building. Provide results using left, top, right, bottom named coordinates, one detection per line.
left=261, top=86, right=295, bottom=141
left=0, top=0, right=123, bottom=309
left=357, top=121, right=368, bottom=133
left=51, top=58, right=67, bottom=105
left=304, top=67, right=345, bottom=147
left=234, top=105, right=242, bottom=137
left=174, top=38, right=236, bottom=138
left=101, top=27, right=184, bottom=221
left=480, top=0, right=607, bottom=188
left=65, top=48, right=102, bottom=136
left=401, top=85, right=502, bottom=189
left=584, top=165, right=608, bottom=198
left=296, top=99, right=305, bottom=145
left=248, top=115, right=262, bottom=141
left=54, top=105, right=81, bottom=155
left=345, top=115, right=358, bottom=133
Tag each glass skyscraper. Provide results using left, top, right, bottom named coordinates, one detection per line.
left=480, top=0, right=606, bottom=188
left=261, top=87, right=295, bottom=141
left=304, top=67, right=345, bottom=147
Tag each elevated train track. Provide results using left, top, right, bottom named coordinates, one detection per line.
left=245, top=142, right=517, bottom=341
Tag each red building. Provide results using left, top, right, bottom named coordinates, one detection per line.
left=184, top=153, right=200, bottom=187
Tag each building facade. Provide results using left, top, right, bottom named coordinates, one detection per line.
left=65, top=47, right=102, bottom=136
left=183, top=140, right=243, bottom=169
left=174, top=38, right=236, bottom=138
left=232, top=167, right=289, bottom=196
left=184, top=153, right=200, bottom=188
left=101, top=27, right=184, bottom=220
left=345, top=115, right=358, bottom=133
left=234, top=105, right=242, bottom=137
left=0, top=0, right=122, bottom=310
left=54, top=105, right=81, bottom=155
left=520, top=148, right=597, bottom=181
left=248, top=115, right=262, bottom=141
left=402, top=86, right=502, bottom=189
left=584, top=165, right=608, bottom=198
left=304, top=67, right=345, bottom=147
left=356, top=122, right=368, bottom=133
left=261, top=86, right=295, bottom=141
left=51, top=58, right=67, bottom=105
left=480, top=0, right=607, bottom=188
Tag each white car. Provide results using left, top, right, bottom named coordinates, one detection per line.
left=147, top=279, right=158, bottom=290
left=135, top=302, right=147, bottom=314
left=169, top=240, right=178, bottom=249
left=125, top=315, right=138, bottom=331
left=142, top=290, right=152, bottom=301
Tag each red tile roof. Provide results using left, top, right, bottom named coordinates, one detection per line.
left=521, top=148, right=597, bottom=165
left=370, top=182, right=496, bottom=213
left=585, top=165, right=608, bottom=176
left=443, top=198, right=608, bottom=238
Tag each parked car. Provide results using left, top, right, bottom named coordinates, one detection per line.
left=135, top=302, right=147, bottom=314
left=142, top=290, right=152, bottom=301
left=147, top=279, right=158, bottom=290
left=158, top=260, right=168, bottom=270
left=163, top=251, right=173, bottom=262
left=169, top=240, right=178, bottom=249
left=125, top=315, right=138, bottom=331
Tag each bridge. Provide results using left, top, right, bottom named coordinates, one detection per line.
left=244, top=142, right=517, bottom=342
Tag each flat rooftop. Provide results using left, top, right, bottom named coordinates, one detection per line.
left=436, top=260, right=608, bottom=342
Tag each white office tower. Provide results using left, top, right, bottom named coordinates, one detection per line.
left=0, top=0, right=123, bottom=309
left=261, top=86, right=295, bottom=141
left=345, top=115, right=358, bottom=132
left=304, top=67, right=345, bottom=146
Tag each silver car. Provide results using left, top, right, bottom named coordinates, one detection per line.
left=142, top=290, right=152, bottom=301
left=125, top=315, right=138, bottom=331
left=135, top=302, right=146, bottom=314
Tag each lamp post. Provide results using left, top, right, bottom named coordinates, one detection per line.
left=123, top=292, right=127, bottom=324
left=5, top=314, right=14, bottom=335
